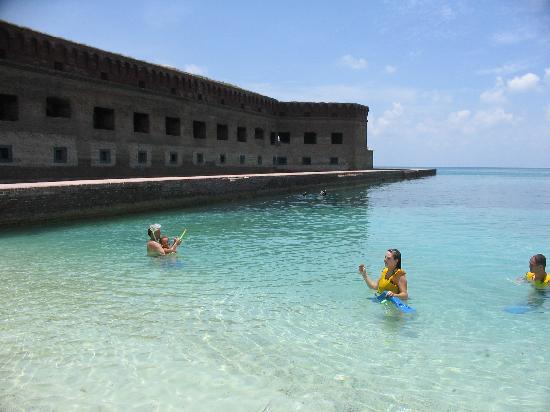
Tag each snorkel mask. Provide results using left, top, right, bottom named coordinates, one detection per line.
left=148, top=223, right=161, bottom=242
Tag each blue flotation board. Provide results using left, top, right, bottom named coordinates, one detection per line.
left=376, top=291, right=415, bottom=313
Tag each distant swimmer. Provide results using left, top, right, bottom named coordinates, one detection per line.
left=147, top=223, right=181, bottom=257
left=320, top=189, right=327, bottom=196
left=522, top=254, right=549, bottom=288
left=358, top=248, right=409, bottom=299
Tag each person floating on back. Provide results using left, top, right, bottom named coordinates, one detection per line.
left=523, top=254, right=549, bottom=288
left=358, top=248, right=409, bottom=299
left=147, top=223, right=181, bottom=257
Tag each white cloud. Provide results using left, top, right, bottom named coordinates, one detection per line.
left=371, top=102, right=404, bottom=135
left=480, top=88, right=506, bottom=104
left=339, top=54, right=368, bottom=70
left=445, top=108, right=517, bottom=135
left=415, top=118, right=439, bottom=135
left=439, top=4, right=455, bottom=20
left=385, top=65, right=397, bottom=74
left=545, top=67, right=550, bottom=82
left=476, top=62, right=528, bottom=76
left=480, top=77, right=506, bottom=104
left=448, top=110, right=471, bottom=124
left=473, top=108, right=516, bottom=127
left=184, top=64, right=207, bottom=75
left=491, top=28, right=535, bottom=45
left=507, top=73, right=540, bottom=92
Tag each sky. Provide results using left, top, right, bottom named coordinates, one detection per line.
left=1, top=0, right=549, bottom=167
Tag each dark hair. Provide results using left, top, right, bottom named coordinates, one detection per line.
left=533, top=254, right=546, bottom=268
left=388, top=248, right=402, bottom=269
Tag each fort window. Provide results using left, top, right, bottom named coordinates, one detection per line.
left=46, top=97, right=71, bottom=118
left=99, top=149, right=111, bottom=164
left=217, top=124, right=228, bottom=140
left=137, top=151, right=148, bottom=164
left=276, top=156, right=287, bottom=165
left=254, top=128, right=264, bottom=140
left=0, top=145, right=13, bottom=163
left=133, top=112, right=150, bottom=133
left=196, top=153, right=204, bottom=164
left=331, top=132, right=343, bottom=144
left=278, top=132, right=290, bottom=144
left=304, top=132, right=317, bottom=144
left=93, top=107, right=114, bottom=130
left=0, top=94, right=18, bottom=121
left=53, top=147, right=67, bottom=163
left=239, top=154, right=246, bottom=164
left=330, top=157, right=339, bottom=165
left=100, top=72, right=108, bottom=80
left=237, top=127, right=247, bottom=142
left=193, top=121, right=206, bottom=139
left=138, top=80, right=145, bottom=88
left=165, top=117, right=180, bottom=136
left=257, top=156, right=262, bottom=165
left=302, top=157, right=311, bottom=165
left=272, top=156, right=277, bottom=165
left=270, top=132, right=277, bottom=145
left=54, top=61, right=64, bottom=71
left=169, top=152, right=178, bottom=164
left=219, top=154, right=226, bottom=164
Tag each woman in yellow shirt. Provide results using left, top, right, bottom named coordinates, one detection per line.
left=358, top=249, right=408, bottom=300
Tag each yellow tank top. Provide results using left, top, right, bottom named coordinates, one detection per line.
left=525, top=272, right=550, bottom=286
left=377, top=268, right=406, bottom=294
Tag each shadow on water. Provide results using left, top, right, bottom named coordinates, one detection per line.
left=148, top=254, right=186, bottom=271
left=505, top=288, right=549, bottom=314
left=368, top=297, right=419, bottom=338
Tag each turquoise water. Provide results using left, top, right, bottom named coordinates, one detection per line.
left=1, top=168, right=549, bottom=411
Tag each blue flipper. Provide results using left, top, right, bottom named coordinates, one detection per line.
left=504, top=305, right=532, bottom=314
left=376, top=292, right=415, bottom=313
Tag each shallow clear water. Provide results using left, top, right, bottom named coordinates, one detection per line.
left=1, top=168, right=550, bottom=411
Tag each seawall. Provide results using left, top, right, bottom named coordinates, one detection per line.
left=0, top=168, right=436, bottom=228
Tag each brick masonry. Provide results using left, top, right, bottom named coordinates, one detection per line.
left=0, top=169, right=436, bottom=228
left=0, top=20, right=373, bottom=182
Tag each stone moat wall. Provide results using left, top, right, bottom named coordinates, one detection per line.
left=0, top=169, right=435, bottom=228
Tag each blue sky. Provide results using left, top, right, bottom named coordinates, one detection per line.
left=1, top=0, right=549, bottom=167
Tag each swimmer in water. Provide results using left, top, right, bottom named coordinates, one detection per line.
left=147, top=223, right=181, bottom=256
left=358, top=249, right=409, bottom=299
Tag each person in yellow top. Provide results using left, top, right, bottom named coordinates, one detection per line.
left=524, top=254, right=549, bottom=287
left=358, top=248, right=408, bottom=300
